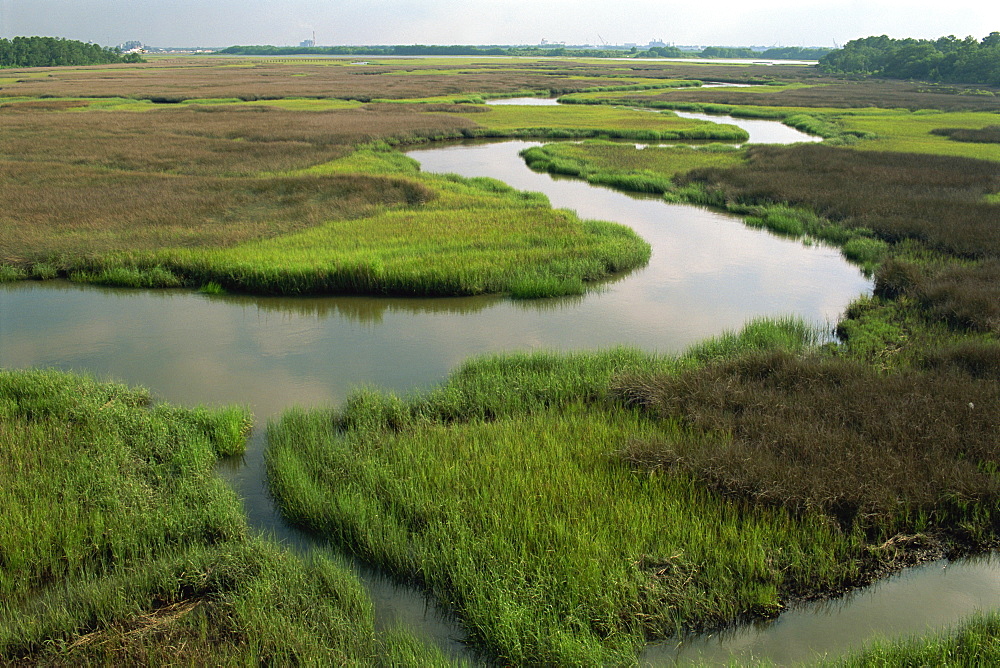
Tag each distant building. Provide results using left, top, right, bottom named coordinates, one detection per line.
left=300, top=39, right=316, bottom=48
left=119, top=40, right=145, bottom=53
left=648, top=39, right=667, bottom=48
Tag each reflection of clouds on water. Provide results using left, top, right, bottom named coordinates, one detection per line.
left=2, top=139, right=872, bottom=423
left=231, top=291, right=505, bottom=323
left=2, top=137, right=872, bottom=417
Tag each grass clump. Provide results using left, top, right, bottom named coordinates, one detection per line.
left=0, top=368, right=454, bottom=665
left=69, top=265, right=183, bottom=289
left=0, top=264, right=27, bottom=282
left=199, top=280, right=226, bottom=294
left=827, top=610, right=1000, bottom=667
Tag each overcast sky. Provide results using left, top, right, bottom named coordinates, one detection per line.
left=0, top=0, right=996, bottom=49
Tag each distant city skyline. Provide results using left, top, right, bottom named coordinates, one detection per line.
left=0, top=0, right=996, bottom=49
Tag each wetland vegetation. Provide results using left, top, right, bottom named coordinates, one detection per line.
left=0, top=369, right=455, bottom=665
left=2, top=52, right=1000, bottom=664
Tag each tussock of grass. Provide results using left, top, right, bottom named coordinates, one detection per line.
left=0, top=264, right=28, bottom=281
left=827, top=610, right=1000, bottom=667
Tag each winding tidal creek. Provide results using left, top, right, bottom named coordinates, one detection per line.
left=4, top=107, right=994, bottom=665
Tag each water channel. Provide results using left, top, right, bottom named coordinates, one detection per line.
left=2, top=104, right=995, bottom=665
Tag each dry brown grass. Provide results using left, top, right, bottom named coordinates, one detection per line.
left=0, top=58, right=722, bottom=101
left=678, top=144, right=1000, bottom=259
left=619, top=78, right=1000, bottom=112
left=613, top=351, right=1000, bottom=539
left=875, top=259, right=1000, bottom=335
left=0, top=105, right=477, bottom=175
left=0, top=104, right=470, bottom=263
left=931, top=125, right=1000, bottom=143
left=0, top=161, right=433, bottom=262
left=0, top=58, right=868, bottom=103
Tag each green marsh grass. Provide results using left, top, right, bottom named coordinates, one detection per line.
left=521, top=140, right=744, bottom=195
left=462, top=104, right=751, bottom=141
left=0, top=368, right=455, bottom=665
left=0, top=265, right=27, bottom=281
left=126, top=158, right=651, bottom=297
left=827, top=610, right=1000, bottom=667
left=266, top=320, right=883, bottom=665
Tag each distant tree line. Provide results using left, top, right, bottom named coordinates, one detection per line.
left=218, top=44, right=636, bottom=58
left=0, top=36, right=144, bottom=68
left=218, top=44, right=831, bottom=61
left=819, top=33, right=1000, bottom=85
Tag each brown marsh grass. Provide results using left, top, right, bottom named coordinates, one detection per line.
left=0, top=58, right=880, bottom=104
left=0, top=163, right=433, bottom=262
left=619, top=78, right=1000, bottom=112
left=875, top=258, right=1000, bottom=334
left=679, top=144, right=1000, bottom=334
left=614, top=351, right=1000, bottom=542
left=932, top=125, right=1000, bottom=143
left=0, top=58, right=745, bottom=102
left=0, top=105, right=464, bottom=263
left=0, top=105, right=477, bottom=175
left=677, top=144, right=1000, bottom=259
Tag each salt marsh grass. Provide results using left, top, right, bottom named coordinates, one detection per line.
left=3, top=90, right=662, bottom=297
left=0, top=369, right=456, bottom=665
left=266, top=320, right=870, bottom=665
left=76, top=152, right=650, bottom=297
left=827, top=610, right=1000, bottom=667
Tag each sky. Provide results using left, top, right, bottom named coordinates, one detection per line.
left=0, top=0, right=996, bottom=49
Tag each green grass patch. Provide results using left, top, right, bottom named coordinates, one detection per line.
left=113, top=156, right=652, bottom=297
left=266, top=320, right=882, bottom=665
left=0, top=264, right=28, bottom=282
left=461, top=104, right=750, bottom=141
left=839, top=110, right=1000, bottom=160
left=69, top=264, right=184, bottom=289
left=0, top=368, right=456, bottom=665
left=827, top=610, right=1000, bottom=667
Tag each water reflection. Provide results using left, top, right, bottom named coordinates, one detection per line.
left=672, top=109, right=822, bottom=144
left=648, top=554, right=1000, bottom=666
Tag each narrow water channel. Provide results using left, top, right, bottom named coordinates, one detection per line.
left=5, top=108, right=988, bottom=665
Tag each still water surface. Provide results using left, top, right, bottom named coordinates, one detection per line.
left=3, top=121, right=989, bottom=664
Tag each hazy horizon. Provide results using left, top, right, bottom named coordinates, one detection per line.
left=0, top=0, right=996, bottom=50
